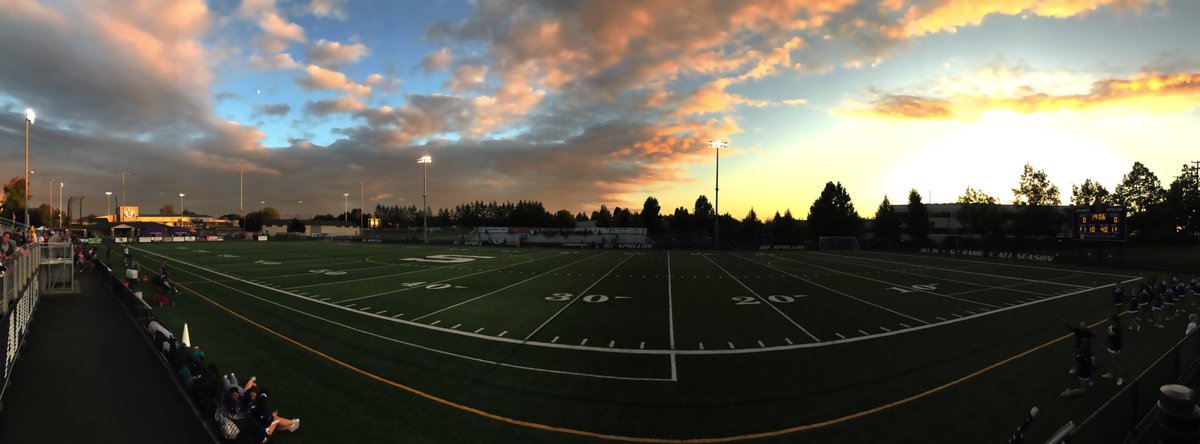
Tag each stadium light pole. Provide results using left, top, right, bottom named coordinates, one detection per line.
left=179, top=193, right=186, bottom=222
left=418, top=156, right=432, bottom=244
left=298, top=200, right=303, bottom=219
left=24, top=109, right=35, bottom=230
left=343, top=193, right=349, bottom=223
left=105, top=192, right=113, bottom=221
left=708, top=140, right=728, bottom=245
left=59, top=182, right=64, bottom=228
left=120, top=171, right=129, bottom=207
left=359, top=181, right=365, bottom=231
left=238, top=169, right=245, bottom=223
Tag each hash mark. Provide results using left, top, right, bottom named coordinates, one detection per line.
left=756, top=340, right=765, bottom=348
left=498, top=331, right=508, bottom=337
left=375, top=310, right=387, bottom=315
left=879, top=326, right=891, bottom=332
left=835, top=333, right=845, bottom=339
left=858, top=329, right=869, bottom=336
left=900, top=323, right=912, bottom=328
left=784, top=338, right=793, bottom=345
left=551, top=336, right=559, bottom=343
left=451, top=324, right=461, bottom=330
left=392, top=313, right=404, bottom=318
left=728, top=342, right=735, bottom=349
left=581, top=338, right=589, bottom=346
left=430, top=320, right=441, bottom=326
left=474, top=328, right=484, bottom=333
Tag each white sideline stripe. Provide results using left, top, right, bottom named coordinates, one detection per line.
left=140, top=247, right=1139, bottom=357
left=410, top=252, right=604, bottom=321
left=702, top=254, right=820, bottom=342
left=342, top=252, right=570, bottom=304
left=521, top=253, right=635, bottom=341
left=859, top=250, right=1138, bottom=279
left=143, top=250, right=672, bottom=381
left=809, top=252, right=1055, bottom=299
left=773, top=254, right=1001, bottom=309
left=735, top=254, right=928, bottom=325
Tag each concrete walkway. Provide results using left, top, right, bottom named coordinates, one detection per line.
left=0, top=270, right=213, bottom=444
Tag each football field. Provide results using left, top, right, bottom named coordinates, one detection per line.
left=116, top=241, right=1188, bottom=443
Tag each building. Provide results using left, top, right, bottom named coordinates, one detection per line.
left=262, top=219, right=360, bottom=237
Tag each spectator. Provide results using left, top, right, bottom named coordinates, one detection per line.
left=222, top=387, right=247, bottom=420
left=1186, top=314, right=1198, bottom=336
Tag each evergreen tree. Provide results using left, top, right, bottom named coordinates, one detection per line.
left=873, top=196, right=901, bottom=244
left=807, top=182, right=860, bottom=238
left=905, top=189, right=930, bottom=242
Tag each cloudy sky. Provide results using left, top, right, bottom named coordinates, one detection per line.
left=2, top=0, right=1198, bottom=219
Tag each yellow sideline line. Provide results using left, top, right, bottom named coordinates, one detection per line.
left=170, top=279, right=1098, bottom=443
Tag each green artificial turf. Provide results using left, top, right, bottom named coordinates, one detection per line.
left=102, top=240, right=1199, bottom=443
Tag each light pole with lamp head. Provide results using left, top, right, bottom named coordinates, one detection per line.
left=179, top=193, right=186, bottom=224
left=105, top=192, right=113, bottom=221
left=418, top=156, right=432, bottom=243
left=59, top=182, right=64, bottom=228
left=359, top=181, right=365, bottom=233
left=343, top=193, right=349, bottom=223
left=120, top=171, right=130, bottom=207
left=708, top=140, right=728, bottom=245
left=24, top=109, right=35, bottom=231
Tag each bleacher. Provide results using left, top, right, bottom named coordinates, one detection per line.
left=466, top=226, right=650, bottom=247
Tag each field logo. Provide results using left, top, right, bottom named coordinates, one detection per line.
left=401, top=254, right=495, bottom=264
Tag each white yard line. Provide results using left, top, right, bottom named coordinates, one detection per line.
left=702, top=254, right=821, bottom=342
left=772, top=254, right=1001, bottom=309
left=734, top=254, right=928, bottom=325
left=666, top=250, right=678, bottom=380
left=339, top=252, right=566, bottom=304
left=814, top=251, right=1092, bottom=290
left=859, top=250, right=1138, bottom=280
left=809, top=252, right=1055, bottom=299
left=409, top=252, right=605, bottom=321
left=285, top=252, right=550, bottom=290
left=521, top=253, right=636, bottom=341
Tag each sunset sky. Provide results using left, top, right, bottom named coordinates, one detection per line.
left=2, top=0, right=1198, bottom=219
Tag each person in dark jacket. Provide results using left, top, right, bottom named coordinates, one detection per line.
left=1065, top=320, right=1094, bottom=374
left=1061, top=337, right=1095, bottom=397
left=1101, top=314, right=1123, bottom=386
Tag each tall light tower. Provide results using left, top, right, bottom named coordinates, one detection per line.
left=418, top=156, right=432, bottom=243
left=708, top=140, right=728, bottom=245
left=120, top=171, right=130, bottom=207
left=343, top=193, right=349, bottom=222
left=298, top=200, right=303, bottom=219
left=58, top=182, right=64, bottom=228
left=238, top=169, right=246, bottom=223
left=105, top=192, right=113, bottom=221
left=24, top=109, right=35, bottom=229
left=359, top=181, right=365, bottom=231
left=179, top=193, right=186, bottom=222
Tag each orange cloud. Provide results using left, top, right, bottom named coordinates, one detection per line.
left=307, top=39, right=368, bottom=66
left=890, top=0, right=1158, bottom=38
left=846, top=71, right=1200, bottom=120
left=298, top=65, right=371, bottom=96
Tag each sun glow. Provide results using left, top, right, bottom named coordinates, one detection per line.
left=883, top=111, right=1131, bottom=204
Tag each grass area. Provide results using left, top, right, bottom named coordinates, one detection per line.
left=101, top=241, right=1200, bottom=443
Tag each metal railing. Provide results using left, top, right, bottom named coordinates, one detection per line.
left=1060, top=328, right=1200, bottom=443
left=93, top=260, right=236, bottom=443
left=0, top=242, right=43, bottom=411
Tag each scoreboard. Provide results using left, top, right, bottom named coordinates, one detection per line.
left=1073, top=205, right=1126, bottom=241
